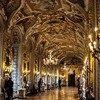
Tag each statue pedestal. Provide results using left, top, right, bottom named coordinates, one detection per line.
left=19, top=88, right=26, bottom=98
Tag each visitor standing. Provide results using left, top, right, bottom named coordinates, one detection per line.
left=38, top=78, right=42, bottom=94
left=4, top=77, right=13, bottom=100
left=58, top=78, right=61, bottom=89
left=77, top=77, right=80, bottom=95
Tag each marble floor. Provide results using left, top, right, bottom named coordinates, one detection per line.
left=30, top=87, right=78, bottom=100
left=21, top=87, right=78, bottom=100
left=1, top=87, right=78, bottom=100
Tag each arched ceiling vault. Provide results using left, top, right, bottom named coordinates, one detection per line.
left=1, top=0, right=89, bottom=66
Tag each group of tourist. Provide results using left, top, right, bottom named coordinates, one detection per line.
left=2, top=77, right=62, bottom=99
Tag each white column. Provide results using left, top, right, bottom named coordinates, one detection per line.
left=17, top=44, right=22, bottom=91
left=11, top=25, right=24, bottom=94
left=12, top=46, right=18, bottom=94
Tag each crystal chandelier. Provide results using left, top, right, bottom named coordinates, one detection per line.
left=63, top=62, right=67, bottom=70
left=43, top=50, right=58, bottom=65
left=61, top=62, right=68, bottom=70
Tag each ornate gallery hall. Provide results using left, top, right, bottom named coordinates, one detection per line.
left=0, top=0, right=100, bottom=100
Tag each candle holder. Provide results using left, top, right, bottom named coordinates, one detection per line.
left=89, top=34, right=100, bottom=61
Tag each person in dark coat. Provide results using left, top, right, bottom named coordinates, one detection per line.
left=30, top=83, right=37, bottom=95
left=77, top=77, right=80, bottom=94
left=38, top=78, right=42, bottom=94
left=4, top=77, right=13, bottom=100
left=58, top=78, right=61, bottom=89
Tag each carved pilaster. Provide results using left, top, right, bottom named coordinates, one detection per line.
left=29, top=47, right=35, bottom=83
left=94, top=0, right=100, bottom=99
left=0, top=14, right=4, bottom=94
left=0, top=32, right=3, bottom=94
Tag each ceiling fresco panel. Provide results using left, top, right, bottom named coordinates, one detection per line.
left=26, top=0, right=61, bottom=12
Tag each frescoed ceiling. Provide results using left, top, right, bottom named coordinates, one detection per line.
left=0, top=0, right=89, bottom=66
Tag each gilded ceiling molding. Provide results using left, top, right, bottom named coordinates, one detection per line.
left=34, top=34, right=46, bottom=51
left=0, top=6, right=7, bottom=21
left=25, top=35, right=35, bottom=45
left=26, top=0, right=62, bottom=12
left=53, top=44, right=84, bottom=53
left=24, top=38, right=34, bottom=53
left=84, top=0, right=89, bottom=12
left=59, top=54, right=84, bottom=65
left=27, top=36, right=37, bottom=52
left=35, top=20, right=84, bottom=52
left=25, top=15, right=42, bottom=40
left=65, top=16, right=87, bottom=35
left=25, top=32, right=42, bottom=52
left=67, top=0, right=87, bottom=17
left=15, top=15, right=36, bottom=25
left=11, top=25, right=23, bottom=44
left=26, top=16, right=86, bottom=39
left=8, top=0, right=25, bottom=30
left=57, top=47, right=85, bottom=58
left=0, top=4, right=6, bottom=33
left=24, top=0, right=87, bottom=38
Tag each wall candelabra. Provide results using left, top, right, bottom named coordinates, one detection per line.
left=89, top=33, right=100, bottom=60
